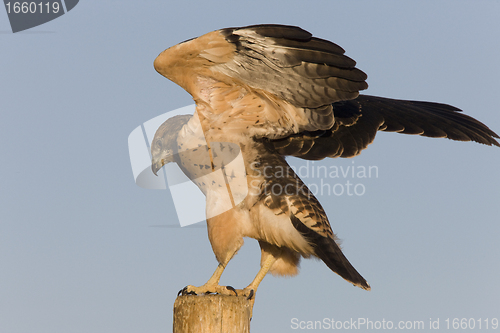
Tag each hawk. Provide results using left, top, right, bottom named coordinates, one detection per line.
left=150, top=24, right=499, bottom=305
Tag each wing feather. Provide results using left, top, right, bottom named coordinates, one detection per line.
left=217, top=25, right=368, bottom=109
left=257, top=163, right=370, bottom=289
left=153, top=24, right=498, bottom=158
left=272, top=95, right=500, bottom=159
left=154, top=24, right=369, bottom=139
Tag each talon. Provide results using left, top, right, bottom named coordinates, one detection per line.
left=177, top=284, right=237, bottom=296
left=247, top=289, right=254, bottom=300
left=178, top=287, right=187, bottom=296
left=226, top=285, right=237, bottom=296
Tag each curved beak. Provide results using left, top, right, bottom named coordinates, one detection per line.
left=151, top=160, right=163, bottom=176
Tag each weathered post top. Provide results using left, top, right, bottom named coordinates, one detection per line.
left=173, top=294, right=252, bottom=333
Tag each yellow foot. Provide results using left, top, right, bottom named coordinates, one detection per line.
left=235, top=287, right=255, bottom=300
left=178, top=284, right=238, bottom=296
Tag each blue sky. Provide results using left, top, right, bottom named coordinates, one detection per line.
left=1, top=1, right=499, bottom=332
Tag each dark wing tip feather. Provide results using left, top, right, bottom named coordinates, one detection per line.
left=217, top=24, right=368, bottom=113
left=223, top=24, right=347, bottom=54
left=272, top=95, right=499, bottom=160
left=232, top=24, right=312, bottom=40
left=220, top=24, right=312, bottom=45
left=356, top=95, right=500, bottom=147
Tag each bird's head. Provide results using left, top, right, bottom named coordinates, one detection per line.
left=151, top=114, right=192, bottom=176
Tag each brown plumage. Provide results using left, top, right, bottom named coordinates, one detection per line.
left=150, top=24, right=499, bottom=305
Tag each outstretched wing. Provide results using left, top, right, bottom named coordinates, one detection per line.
left=154, top=24, right=368, bottom=138
left=272, top=94, right=500, bottom=160
left=154, top=24, right=498, bottom=151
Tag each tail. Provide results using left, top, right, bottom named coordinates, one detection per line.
left=315, top=235, right=371, bottom=290
left=291, top=215, right=370, bottom=290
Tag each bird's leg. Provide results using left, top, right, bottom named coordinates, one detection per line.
left=179, top=263, right=237, bottom=296
left=237, top=253, right=277, bottom=312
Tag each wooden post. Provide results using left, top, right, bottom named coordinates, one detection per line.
left=173, top=294, right=252, bottom=333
